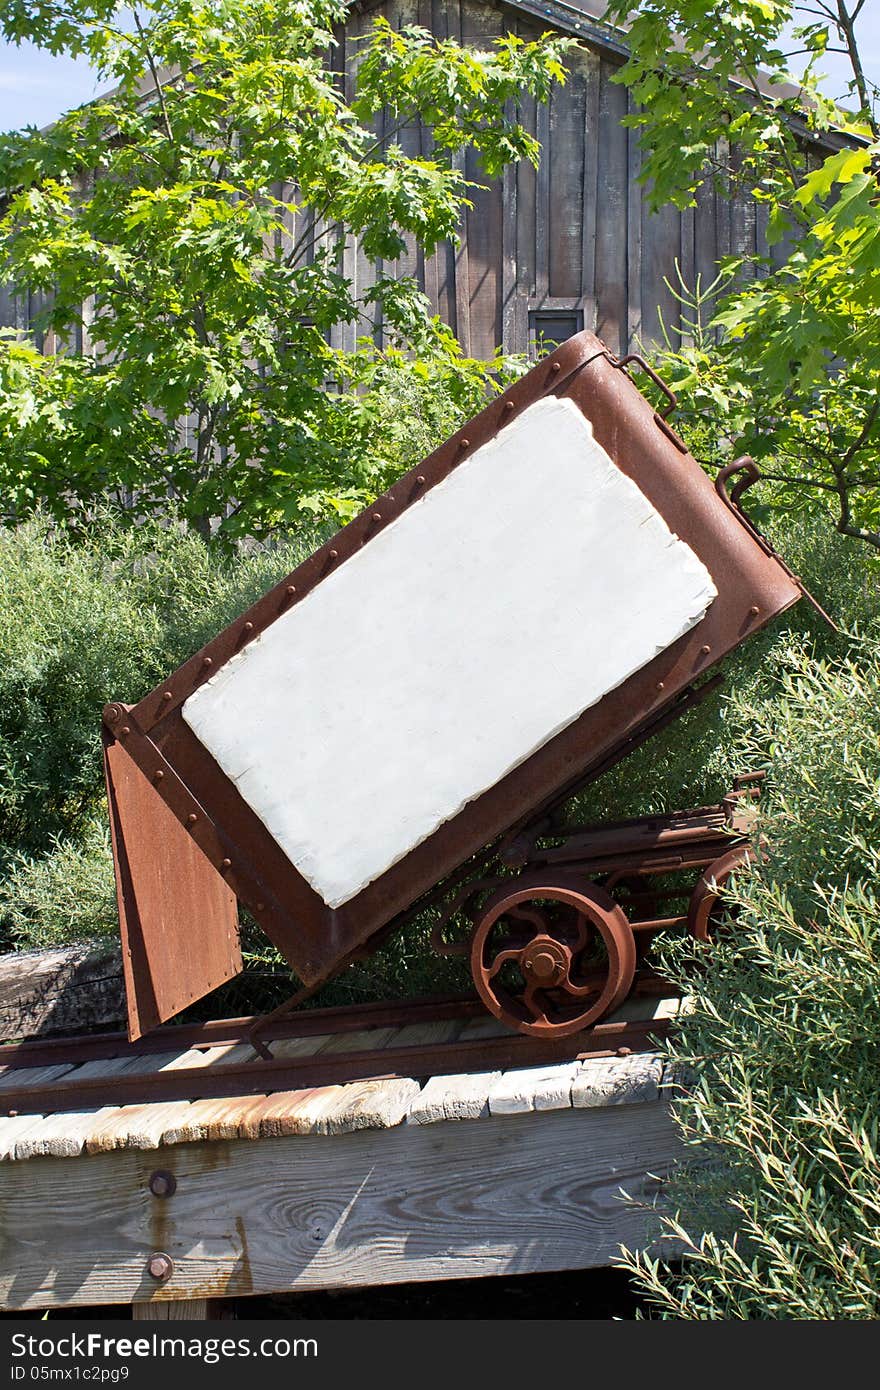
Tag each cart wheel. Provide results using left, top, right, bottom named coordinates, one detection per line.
left=687, top=845, right=754, bottom=943
left=469, top=877, right=637, bottom=1038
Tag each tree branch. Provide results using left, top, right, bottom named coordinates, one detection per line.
left=133, top=10, right=175, bottom=144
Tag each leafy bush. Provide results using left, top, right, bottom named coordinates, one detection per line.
left=0, top=818, right=117, bottom=951
left=0, top=513, right=320, bottom=944
left=620, top=636, right=880, bottom=1319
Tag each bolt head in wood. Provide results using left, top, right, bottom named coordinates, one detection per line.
left=147, top=1252, right=173, bottom=1282
left=149, top=1170, right=176, bottom=1199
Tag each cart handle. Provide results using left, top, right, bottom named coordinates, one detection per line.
left=616, top=353, right=678, bottom=419
left=716, top=457, right=838, bottom=631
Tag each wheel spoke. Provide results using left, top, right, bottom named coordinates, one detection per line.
left=486, top=947, right=526, bottom=980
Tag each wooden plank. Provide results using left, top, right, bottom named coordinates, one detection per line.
left=626, top=110, right=642, bottom=349
left=594, top=57, right=628, bottom=353
left=487, top=1062, right=580, bottom=1115
left=548, top=69, right=585, bottom=298
left=534, top=86, right=551, bottom=302
left=0, top=1102, right=685, bottom=1308
left=406, top=1071, right=499, bottom=1123
left=0, top=1062, right=76, bottom=1092
left=0, top=944, right=124, bottom=1042
left=0, top=1113, right=46, bottom=1161
left=571, top=1054, right=663, bottom=1108
left=12, top=1109, right=116, bottom=1161
left=133, top=1299, right=212, bottom=1320
left=580, top=50, right=601, bottom=326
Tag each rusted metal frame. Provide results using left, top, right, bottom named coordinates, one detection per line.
left=0, top=1014, right=673, bottom=1117
left=715, top=458, right=838, bottom=629
left=0, top=995, right=489, bottom=1070
left=103, top=708, right=300, bottom=968
left=0, top=974, right=674, bottom=1072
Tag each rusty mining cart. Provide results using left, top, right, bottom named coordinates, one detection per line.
left=102, top=330, right=828, bottom=1046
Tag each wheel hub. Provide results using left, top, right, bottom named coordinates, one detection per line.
left=522, top=936, right=568, bottom=984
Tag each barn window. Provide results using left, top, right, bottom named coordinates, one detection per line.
left=529, top=307, right=584, bottom=356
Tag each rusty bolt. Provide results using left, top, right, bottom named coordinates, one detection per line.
left=153, top=770, right=164, bottom=783
left=120, top=725, right=131, bottom=737
left=656, top=681, right=665, bottom=691
left=8, top=1110, right=18, bottom=1118
left=256, top=901, right=265, bottom=912
left=147, top=1252, right=173, bottom=1282
left=617, top=1046, right=632, bottom=1058
left=551, top=361, right=561, bottom=373
left=243, top=621, right=254, bottom=634
left=329, top=549, right=338, bottom=560
left=286, top=585, right=296, bottom=597
left=221, top=858, right=232, bottom=872
left=749, top=605, right=760, bottom=616
left=700, top=644, right=711, bottom=655
left=106, top=705, right=121, bottom=722
left=202, top=656, right=213, bottom=669
left=162, top=691, right=173, bottom=702
left=460, top=438, right=470, bottom=449
left=372, top=513, right=381, bottom=523
left=505, top=400, right=515, bottom=412
left=187, top=813, right=198, bottom=825
left=416, top=475, right=426, bottom=485
left=149, top=1170, right=176, bottom=1198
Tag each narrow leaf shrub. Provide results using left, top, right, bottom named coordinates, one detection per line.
left=620, top=636, right=880, bottom=1319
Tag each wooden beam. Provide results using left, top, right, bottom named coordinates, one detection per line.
left=0, top=1102, right=684, bottom=1309
left=0, top=944, right=124, bottom=1043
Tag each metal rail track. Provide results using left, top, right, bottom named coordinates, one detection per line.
left=0, top=980, right=676, bottom=1117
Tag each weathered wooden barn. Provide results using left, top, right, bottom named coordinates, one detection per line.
left=0, top=0, right=847, bottom=358
left=332, top=0, right=846, bottom=358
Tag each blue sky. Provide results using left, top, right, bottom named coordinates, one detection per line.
left=0, top=7, right=878, bottom=133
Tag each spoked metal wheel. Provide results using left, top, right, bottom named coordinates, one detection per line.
left=686, top=844, right=754, bottom=943
left=469, top=876, right=637, bottom=1038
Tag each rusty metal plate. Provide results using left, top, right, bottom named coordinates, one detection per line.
left=104, top=732, right=241, bottom=1038
left=104, top=330, right=801, bottom=1018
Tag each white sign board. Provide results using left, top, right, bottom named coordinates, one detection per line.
left=183, top=397, right=717, bottom=907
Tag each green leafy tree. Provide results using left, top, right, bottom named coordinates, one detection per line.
left=602, top=1, right=880, bottom=552
left=0, top=1, right=572, bottom=538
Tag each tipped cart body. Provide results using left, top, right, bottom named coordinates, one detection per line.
left=103, top=331, right=815, bottom=1042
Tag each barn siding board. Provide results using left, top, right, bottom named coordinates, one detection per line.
left=580, top=50, right=601, bottom=322
left=548, top=69, right=585, bottom=299
left=641, top=196, right=682, bottom=349
left=594, top=57, right=629, bottom=354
